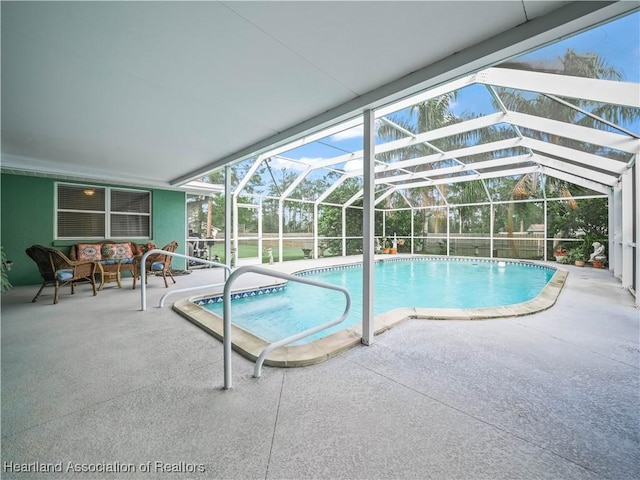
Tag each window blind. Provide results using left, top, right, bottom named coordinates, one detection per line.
left=56, top=183, right=151, bottom=239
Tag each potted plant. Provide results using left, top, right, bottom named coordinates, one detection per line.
left=554, top=245, right=568, bottom=263
left=382, top=238, right=390, bottom=254
left=569, top=245, right=586, bottom=267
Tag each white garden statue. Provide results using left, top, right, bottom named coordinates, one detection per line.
left=589, top=242, right=606, bottom=263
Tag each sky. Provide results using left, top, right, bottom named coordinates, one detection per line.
left=264, top=10, right=639, bottom=174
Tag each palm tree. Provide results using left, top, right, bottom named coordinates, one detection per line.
left=377, top=92, right=472, bottom=237
left=495, top=49, right=639, bottom=254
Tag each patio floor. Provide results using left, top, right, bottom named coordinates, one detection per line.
left=1, top=257, right=638, bottom=479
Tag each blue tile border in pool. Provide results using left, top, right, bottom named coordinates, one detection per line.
left=295, top=262, right=363, bottom=277
left=194, top=284, right=287, bottom=306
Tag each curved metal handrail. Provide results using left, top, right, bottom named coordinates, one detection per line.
left=223, top=265, right=351, bottom=389
left=139, top=250, right=231, bottom=311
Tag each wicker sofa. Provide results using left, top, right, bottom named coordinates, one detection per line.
left=69, top=240, right=142, bottom=288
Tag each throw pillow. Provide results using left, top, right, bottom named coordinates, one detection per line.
left=109, top=243, right=133, bottom=260
left=77, top=244, right=102, bottom=261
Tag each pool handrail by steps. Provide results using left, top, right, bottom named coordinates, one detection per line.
left=222, top=265, right=351, bottom=389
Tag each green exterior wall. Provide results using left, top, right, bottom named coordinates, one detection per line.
left=1, top=173, right=186, bottom=286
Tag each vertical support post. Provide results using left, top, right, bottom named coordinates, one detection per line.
left=224, top=166, right=232, bottom=388
left=232, top=193, right=239, bottom=269
left=313, top=202, right=319, bottom=258
left=225, top=165, right=232, bottom=278
left=257, top=199, right=263, bottom=263
left=446, top=206, right=451, bottom=256
left=634, top=159, right=639, bottom=307
left=362, top=109, right=375, bottom=346
left=621, top=169, right=633, bottom=289
left=410, top=207, right=415, bottom=255
left=278, top=200, right=284, bottom=263
left=223, top=276, right=233, bottom=390
left=613, top=184, right=623, bottom=278
left=382, top=212, right=386, bottom=243
left=490, top=203, right=495, bottom=258
left=342, top=206, right=347, bottom=256
left=608, top=189, right=615, bottom=273
left=543, top=197, right=548, bottom=261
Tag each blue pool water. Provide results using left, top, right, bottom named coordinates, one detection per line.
left=203, top=258, right=555, bottom=344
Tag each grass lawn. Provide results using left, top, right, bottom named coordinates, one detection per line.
left=203, top=243, right=308, bottom=263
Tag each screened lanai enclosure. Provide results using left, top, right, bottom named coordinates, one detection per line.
left=185, top=60, right=639, bottom=306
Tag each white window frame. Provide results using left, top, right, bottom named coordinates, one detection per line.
left=55, top=182, right=152, bottom=240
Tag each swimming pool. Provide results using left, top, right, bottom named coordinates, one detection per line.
left=187, top=257, right=559, bottom=345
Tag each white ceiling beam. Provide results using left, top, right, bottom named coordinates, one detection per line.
left=397, top=190, right=414, bottom=209
left=181, top=180, right=225, bottom=194
left=379, top=154, right=533, bottom=184
left=234, top=153, right=267, bottom=195
left=315, top=175, right=350, bottom=204
left=280, top=166, right=312, bottom=200
left=380, top=117, right=416, bottom=138
left=544, top=93, right=639, bottom=139
left=374, top=187, right=397, bottom=206
left=385, top=138, right=523, bottom=173
left=476, top=67, right=640, bottom=107
left=391, top=166, right=538, bottom=190
left=347, top=138, right=522, bottom=178
left=504, top=111, right=640, bottom=154
left=312, top=151, right=364, bottom=170
left=344, top=188, right=364, bottom=208
left=375, top=112, right=506, bottom=156
left=539, top=166, right=611, bottom=194
left=429, top=138, right=522, bottom=163
left=297, top=113, right=508, bottom=174
left=532, top=153, right=618, bottom=187
left=376, top=153, right=444, bottom=174
left=520, top=137, right=628, bottom=174
left=258, top=117, right=364, bottom=161
left=375, top=74, right=478, bottom=118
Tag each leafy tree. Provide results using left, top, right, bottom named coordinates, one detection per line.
left=317, top=178, right=362, bottom=255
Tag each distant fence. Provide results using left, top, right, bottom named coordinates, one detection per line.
left=230, top=229, right=602, bottom=261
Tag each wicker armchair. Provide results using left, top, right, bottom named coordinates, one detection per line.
left=132, top=241, right=179, bottom=289
left=26, top=245, right=97, bottom=304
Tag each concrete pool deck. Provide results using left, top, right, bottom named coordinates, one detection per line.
left=1, top=255, right=638, bottom=479
left=174, top=257, right=569, bottom=368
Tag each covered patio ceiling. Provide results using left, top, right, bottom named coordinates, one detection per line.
left=1, top=1, right=637, bottom=189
